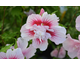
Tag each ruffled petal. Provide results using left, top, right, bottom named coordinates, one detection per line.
left=26, top=14, right=42, bottom=29
left=22, top=44, right=36, bottom=59
left=6, top=48, right=24, bottom=59
left=20, top=24, right=35, bottom=41
left=0, top=52, right=7, bottom=59
left=48, top=26, right=66, bottom=45
left=75, top=15, right=80, bottom=31
left=42, top=12, right=59, bottom=28
left=17, top=37, right=28, bottom=50
left=32, top=38, right=48, bottom=51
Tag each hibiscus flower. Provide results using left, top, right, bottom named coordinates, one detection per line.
left=20, top=9, right=66, bottom=51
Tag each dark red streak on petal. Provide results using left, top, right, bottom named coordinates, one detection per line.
left=25, top=29, right=35, bottom=36
left=32, top=20, right=42, bottom=26
left=43, top=21, right=52, bottom=27
left=36, top=38, right=44, bottom=44
left=46, top=30, right=55, bottom=37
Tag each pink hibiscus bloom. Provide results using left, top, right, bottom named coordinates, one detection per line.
left=0, top=48, right=24, bottom=59
left=50, top=47, right=66, bottom=58
left=75, top=15, right=80, bottom=31
left=63, top=34, right=80, bottom=58
left=20, top=9, right=66, bottom=51
left=17, top=37, right=36, bottom=59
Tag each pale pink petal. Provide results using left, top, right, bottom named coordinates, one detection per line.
left=17, top=37, right=28, bottom=50
left=6, top=48, right=24, bottom=59
left=63, top=34, right=73, bottom=50
left=40, top=8, right=45, bottom=16
left=26, top=14, right=42, bottom=29
left=68, top=48, right=78, bottom=58
left=22, top=44, right=36, bottom=59
left=42, top=12, right=59, bottom=28
left=68, top=42, right=80, bottom=58
left=77, top=50, right=80, bottom=59
left=32, top=38, right=48, bottom=51
left=78, top=35, right=80, bottom=41
left=63, top=34, right=80, bottom=58
left=20, top=24, right=35, bottom=41
left=58, top=47, right=66, bottom=58
left=75, top=15, right=80, bottom=31
left=49, top=26, right=66, bottom=45
left=0, top=52, right=7, bottom=59
left=50, top=48, right=58, bottom=57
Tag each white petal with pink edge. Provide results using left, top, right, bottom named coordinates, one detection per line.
left=32, top=38, right=48, bottom=51
left=49, top=26, right=66, bottom=45
left=0, top=52, right=7, bottom=59
left=22, top=44, right=36, bottom=59
left=6, top=48, right=24, bottom=59
left=75, top=15, right=80, bottom=31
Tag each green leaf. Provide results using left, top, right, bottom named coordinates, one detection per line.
left=0, top=44, right=13, bottom=52
left=51, top=11, right=57, bottom=15
left=14, top=39, right=18, bottom=49
left=74, top=57, right=78, bottom=59
left=14, top=42, right=18, bottom=49
left=59, top=23, right=67, bottom=28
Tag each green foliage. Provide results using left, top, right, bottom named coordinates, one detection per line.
left=51, top=11, right=57, bottom=15
left=0, top=43, right=13, bottom=52
left=14, top=41, right=18, bottom=49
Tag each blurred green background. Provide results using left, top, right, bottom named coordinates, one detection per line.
left=0, top=6, right=80, bottom=59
